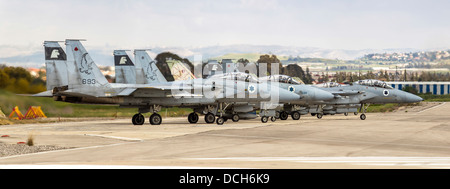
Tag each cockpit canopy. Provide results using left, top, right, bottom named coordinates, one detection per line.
left=211, top=72, right=259, bottom=83
left=260, top=75, right=303, bottom=85
left=356, top=79, right=393, bottom=89
left=316, top=82, right=346, bottom=88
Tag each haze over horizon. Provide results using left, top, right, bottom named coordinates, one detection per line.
left=1, top=0, right=449, bottom=67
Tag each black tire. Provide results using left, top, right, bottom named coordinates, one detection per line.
left=280, top=111, right=288, bottom=120
left=204, top=113, right=215, bottom=124
left=231, top=114, right=240, bottom=122
left=360, top=114, right=366, bottom=120
left=132, top=114, right=138, bottom=125
left=291, top=111, right=301, bottom=120
left=216, top=117, right=225, bottom=125
left=132, top=114, right=145, bottom=125
left=270, top=116, right=276, bottom=122
left=317, top=113, right=323, bottom=119
left=261, top=116, right=268, bottom=123
left=188, top=113, right=199, bottom=124
left=150, top=113, right=162, bottom=125
left=354, top=112, right=358, bottom=115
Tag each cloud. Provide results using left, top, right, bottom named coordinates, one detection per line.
left=0, top=0, right=449, bottom=58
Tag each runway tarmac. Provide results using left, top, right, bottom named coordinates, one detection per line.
left=1, top=102, right=450, bottom=169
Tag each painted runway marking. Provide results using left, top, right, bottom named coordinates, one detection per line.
left=415, top=102, right=446, bottom=114
left=84, top=134, right=143, bottom=142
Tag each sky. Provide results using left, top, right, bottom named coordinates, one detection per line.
left=0, top=0, right=449, bottom=65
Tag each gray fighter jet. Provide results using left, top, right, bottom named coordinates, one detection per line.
left=309, top=79, right=423, bottom=120
left=259, top=75, right=336, bottom=120
left=37, top=39, right=301, bottom=125
left=260, top=75, right=423, bottom=120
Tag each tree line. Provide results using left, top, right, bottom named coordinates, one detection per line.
left=0, top=65, right=46, bottom=94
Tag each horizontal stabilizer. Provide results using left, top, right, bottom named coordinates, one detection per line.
left=32, top=90, right=53, bottom=97
left=58, top=90, right=96, bottom=97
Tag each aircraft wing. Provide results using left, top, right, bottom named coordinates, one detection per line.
left=118, top=84, right=206, bottom=98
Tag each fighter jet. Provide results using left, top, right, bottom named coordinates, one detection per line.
left=259, top=75, right=423, bottom=120
left=38, top=39, right=301, bottom=125
left=309, top=79, right=424, bottom=120
left=259, top=75, right=335, bottom=120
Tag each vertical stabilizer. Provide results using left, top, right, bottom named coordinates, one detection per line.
left=134, top=49, right=167, bottom=83
left=44, top=41, right=67, bottom=90
left=65, top=40, right=110, bottom=96
left=114, top=50, right=136, bottom=84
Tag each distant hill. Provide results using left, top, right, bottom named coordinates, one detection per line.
left=0, top=44, right=437, bottom=68
left=211, top=53, right=262, bottom=62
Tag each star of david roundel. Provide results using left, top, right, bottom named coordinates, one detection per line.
left=288, top=85, right=295, bottom=93
left=248, top=84, right=256, bottom=93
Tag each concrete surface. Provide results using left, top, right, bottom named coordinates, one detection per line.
left=1, top=102, right=450, bottom=169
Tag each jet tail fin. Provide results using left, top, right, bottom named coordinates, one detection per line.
left=65, top=39, right=111, bottom=96
left=114, top=50, right=136, bottom=84
left=134, top=49, right=167, bottom=84
left=44, top=41, right=68, bottom=91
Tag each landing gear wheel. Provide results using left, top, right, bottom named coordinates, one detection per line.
left=188, top=112, right=199, bottom=124
left=344, top=112, right=348, bottom=116
left=291, top=111, right=301, bottom=120
left=280, top=111, right=288, bottom=120
left=149, top=113, right=162, bottom=125
left=354, top=112, right=358, bottom=116
left=204, top=113, right=215, bottom=124
left=275, top=111, right=280, bottom=119
left=316, top=113, right=323, bottom=119
left=132, top=113, right=145, bottom=125
left=360, top=114, right=366, bottom=120
left=231, top=114, right=240, bottom=122
left=261, top=116, right=268, bottom=123
left=270, top=116, right=276, bottom=122
left=216, top=117, right=225, bottom=125
left=132, top=114, right=137, bottom=125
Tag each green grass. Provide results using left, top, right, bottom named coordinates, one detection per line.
left=418, top=94, right=450, bottom=102
left=366, top=103, right=402, bottom=113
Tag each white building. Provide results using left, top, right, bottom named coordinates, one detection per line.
left=387, top=81, right=450, bottom=95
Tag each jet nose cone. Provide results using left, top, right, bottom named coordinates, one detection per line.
left=405, top=93, right=423, bottom=103
left=313, top=89, right=334, bottom=101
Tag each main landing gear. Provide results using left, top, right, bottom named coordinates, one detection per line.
left=131, top=105, right=162, bottom=125
left=132, top=113, right=162, bottom=125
